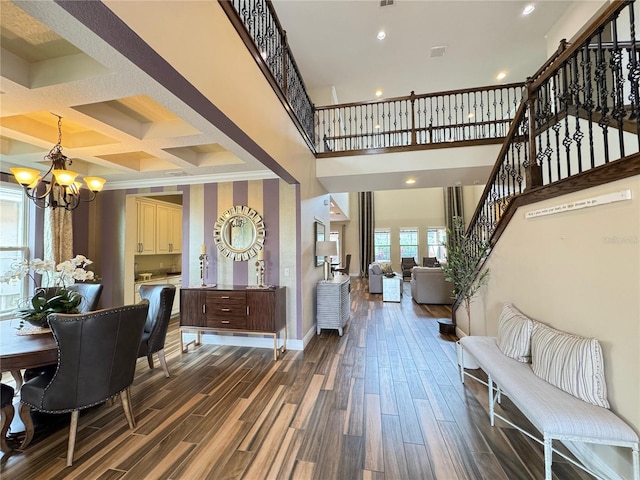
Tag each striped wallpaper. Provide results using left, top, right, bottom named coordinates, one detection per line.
left=97, top=178, right=301, bottom=343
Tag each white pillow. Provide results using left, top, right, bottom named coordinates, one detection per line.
left=496, top=303, right=534, bottom=362
left=531, top=322, right=609, bottom=408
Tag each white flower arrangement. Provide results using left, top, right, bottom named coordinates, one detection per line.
left=1, top=255, right=95, bottom=328
left=1, top=255, right=95, bottom=288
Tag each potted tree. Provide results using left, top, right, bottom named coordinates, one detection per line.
left=440, top=216, right=490, bottom=368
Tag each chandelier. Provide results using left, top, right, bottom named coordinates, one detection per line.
left=10, top=115, right=106, bottom=211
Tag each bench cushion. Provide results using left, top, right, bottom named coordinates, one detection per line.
left=496, top=303, right=534, bottom=362
left=531, top=323, right=609, bottom=409
left=460, top=336, right=638, bottom=444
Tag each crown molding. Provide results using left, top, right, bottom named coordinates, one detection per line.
left=102, top=170, right=281, bottom=191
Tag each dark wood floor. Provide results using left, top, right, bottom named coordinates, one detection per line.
left=1, top=278, right=591, bottom=479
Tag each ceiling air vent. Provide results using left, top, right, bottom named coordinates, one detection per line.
left=380, top=0, right=394, bottom=7
left=430, top=45, right=447, bottom=58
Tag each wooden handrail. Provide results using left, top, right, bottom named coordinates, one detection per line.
left=464, top=99, right=528, bottom=241
left=531, top=0, right=632, bottom=90
left=315, top=82, right=524, bottom=111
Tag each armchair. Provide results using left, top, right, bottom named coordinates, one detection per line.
left=137, top=284, right=176, bottom=377
left=401, top=257, right=417, bottom=281
left=19, top=302, right=149, bottom=466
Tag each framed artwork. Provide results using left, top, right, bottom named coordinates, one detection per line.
left=315, top=221, right=325, bottom=266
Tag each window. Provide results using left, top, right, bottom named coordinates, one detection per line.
left=427, top=227, right=447, bottom=262
left=329, top=231, right=340, bottom=264
left=374, top=229, right=390, bottom=262
left=0, top=183, right=29, bottom=317
left=0, top=183, right=28, bottom=316
left=399, top=228, right=418, bottom=262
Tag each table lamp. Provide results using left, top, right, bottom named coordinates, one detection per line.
left=316, top=241, right=337, bottom=281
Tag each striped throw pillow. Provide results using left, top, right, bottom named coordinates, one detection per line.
left=496, top=303, right=534, bottom=362
left=531, top=322, right=609, bottom=408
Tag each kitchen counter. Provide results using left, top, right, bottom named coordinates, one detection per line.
left=134, top=273, right=182, bottom=284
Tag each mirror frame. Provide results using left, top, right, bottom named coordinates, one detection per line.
left=315, top=221, right=325, bottom=267
left=213, top=205, right=265, bottom=261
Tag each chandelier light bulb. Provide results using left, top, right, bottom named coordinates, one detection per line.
left=10, top=167, right=40, bottom=186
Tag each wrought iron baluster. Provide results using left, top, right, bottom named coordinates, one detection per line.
left=571, top=53, right=584, bottom=173
left=610, top=14, right=626, bottom=158
left=595, top=30, right=611, bottom=163
left=628, top=1, right=640, bottom=149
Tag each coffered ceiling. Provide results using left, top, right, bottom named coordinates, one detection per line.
left=0, top=0, right=580, bottom=191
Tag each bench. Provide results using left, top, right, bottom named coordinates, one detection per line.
left=459, top=305, right=639, bottom=480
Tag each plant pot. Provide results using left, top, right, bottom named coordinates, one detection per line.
left=456, top=340, right=480, bottom=370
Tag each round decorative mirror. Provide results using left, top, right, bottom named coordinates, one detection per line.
left=213, top=205, right=265, bottom=261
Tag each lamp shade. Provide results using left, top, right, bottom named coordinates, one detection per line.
left=316, top=241, right=337, bottom=257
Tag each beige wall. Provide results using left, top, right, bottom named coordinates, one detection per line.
left=333, top=186, right=484, bottom=275
left=458, top=175, right=639, bottom=478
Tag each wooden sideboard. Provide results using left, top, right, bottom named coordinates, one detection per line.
left=180, top=286, right=286, bottom=360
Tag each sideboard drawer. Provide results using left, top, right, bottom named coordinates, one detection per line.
left=207, top=317, right=247, bottom=330
left=206, top=291, right=246, bottom=303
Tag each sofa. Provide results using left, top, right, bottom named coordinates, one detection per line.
left=368, top=263, right=400, bottom=294
left=410, top=266, right=453, bottom=304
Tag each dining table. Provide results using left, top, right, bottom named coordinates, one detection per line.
left=0, top=319, right=58, bottom=448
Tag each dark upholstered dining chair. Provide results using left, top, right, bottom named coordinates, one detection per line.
left=1, top=383, right=14, bottom=453
left=67, top=283, right=103, bottom=313
left=137, top=284, right=176, bottom=378
left=23, top=283, right=103, bottom=383
left=19, top=302, right=149, bottom=466
left=332, top=254, right=351, bottom=275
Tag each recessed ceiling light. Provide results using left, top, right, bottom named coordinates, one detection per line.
left=375, top=89, right=383, bottom=97
left=467, top=113, right=474, bottom=119
left=377, top=31, right=386, bottom=40
left=522, top=4, right=535, bottom=15
left=497, top=71, right=507, bottom=80
left=405, top=179, right=416, bottom=184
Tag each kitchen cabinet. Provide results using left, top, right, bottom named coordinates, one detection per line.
left=136, top=198, right=182, bottom=255
left=180, top=286, right=286, bottom=360
left=136, top=199, right=156, bottom=254
left=156, top=204, right=182, bottom=254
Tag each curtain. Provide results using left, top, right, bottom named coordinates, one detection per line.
left=444, top=186, right=464, bottom=231
left=44, top=186, right=73, bottom=281
left=358, top=192, right=374, bottom=277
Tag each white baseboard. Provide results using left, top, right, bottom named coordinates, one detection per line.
left=181, top=332, right=304, bottom=351
left=181, top=323, right=327, bottom=352
left=563, top=441, right=626, bottom=480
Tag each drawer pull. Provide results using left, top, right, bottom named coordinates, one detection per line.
left=202, top=305, right=206, bottom=314
left=221, top=321, right=230, bottom=324
left=221, top=296, right=230, bottom=299
left=220, top=308, right=231, bottom=312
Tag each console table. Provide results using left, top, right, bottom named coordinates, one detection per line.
left=316, top=275, right=350, bottom=336
left=180, top=286, right=286, bottom=360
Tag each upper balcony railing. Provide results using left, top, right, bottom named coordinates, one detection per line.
left=221, top=0, right=524, bottom=156
left=315, top=84, right=524, bottom=156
